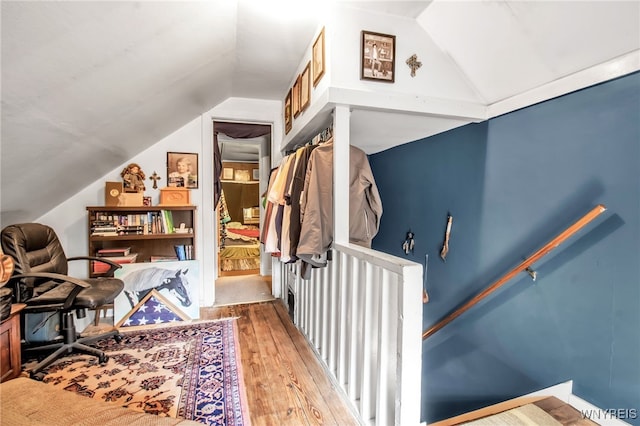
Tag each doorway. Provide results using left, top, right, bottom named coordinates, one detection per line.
left=213, top=121, right=273, bottom=306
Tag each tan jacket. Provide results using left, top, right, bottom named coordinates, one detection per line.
left=297, top=140, right=382, bottom=265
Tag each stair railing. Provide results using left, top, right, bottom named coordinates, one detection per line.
left=423, top=204, right=607, bottom=340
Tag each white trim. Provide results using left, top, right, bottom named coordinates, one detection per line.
left=333, top=105, right=350, bottom=245
left=489, top=50, right=640, bottom=118
left=523, top=380, right=573, bottom=402
left=329, top=87, right=487, bottom=121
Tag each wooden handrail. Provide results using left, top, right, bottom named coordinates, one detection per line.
left=423, top=204, right=607, bottom=340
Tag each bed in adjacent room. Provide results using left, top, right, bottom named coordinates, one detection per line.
left=219, top=222, right=261, bottom=273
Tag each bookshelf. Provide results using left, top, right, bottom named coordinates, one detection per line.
left=86, top=206, right=196, bottom=277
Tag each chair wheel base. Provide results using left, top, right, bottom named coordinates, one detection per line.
left=99, top=354, right=109, bottom=365
left=30, top=371, right=46, bottom=381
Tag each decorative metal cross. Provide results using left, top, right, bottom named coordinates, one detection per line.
left=149, top=171, right=161, bottom=189
left=406, top=54, right=422, bottom=77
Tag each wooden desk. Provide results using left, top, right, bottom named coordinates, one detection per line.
left=1, top=303, right=25, bottom=382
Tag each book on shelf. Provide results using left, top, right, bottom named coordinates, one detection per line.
left=174, top=245, right=186, bottom=261
left=97, top=247, right=131, bottom=257
left=91, top=230, right=119, bottom=236
left=117, top=225, right=145, bottom=235
left=92, top=210, right=181, bottom=235
left=150, top=255, right=179, bottom=262
left=91, top=223, right=118, bottom=236
left=174, top=244, right=194, bottom=261
left=161, top=210, right=175, bottom=234
left=92, top=253, right=138, bottom=273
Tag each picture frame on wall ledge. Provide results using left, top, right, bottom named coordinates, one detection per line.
left=284, top=89, right=292, bottom=134
left=167, top=152, right=198, bottom=188
left=361, top=30, right=396, bottom=83
left=234, top=169, right=250, bottom=182
left=223, top=167, right=234, bottom=180
left=293, top=74, right=301, bottom=118
left=300, top=61, right=311, bottom=112
left=312, top=27, right=325, bottom=87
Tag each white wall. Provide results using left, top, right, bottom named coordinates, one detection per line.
left=280, top=23, right=332, bottom=152
left=279, top=5, right=485, bottom=153
left=200, top=97, right=282, bottom=299
left=38, top=97, right=282, bottom=310
left=330, top=5, right=481, bottom=103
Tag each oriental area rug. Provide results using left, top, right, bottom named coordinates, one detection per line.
left=39, top=319, right=251, bottom=426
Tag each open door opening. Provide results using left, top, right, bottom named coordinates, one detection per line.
left=213, top=121, right=274, bottom=306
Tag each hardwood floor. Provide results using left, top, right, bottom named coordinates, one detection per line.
left=200, top=300, right=360, bottom=426
left=214, top=274, right=274, bottom=307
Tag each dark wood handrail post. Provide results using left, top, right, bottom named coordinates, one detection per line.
left=422, top=204, right=607, bottom=340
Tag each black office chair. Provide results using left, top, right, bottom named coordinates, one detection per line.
left=1, top=223, right=124, bottom=380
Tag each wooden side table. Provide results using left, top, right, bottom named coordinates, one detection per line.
left=1, top=303, right=26, bottom=382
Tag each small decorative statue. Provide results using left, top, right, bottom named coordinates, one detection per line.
left=121, top=163, right=146, bottom=192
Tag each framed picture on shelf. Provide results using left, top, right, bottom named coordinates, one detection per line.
left=284, top=89, right=292, bottom=134
left=292, top=74, right=301, bottom=118
left=300, top=61, right=311, bottom=112
left=167, top=152, right=198, bottom=188
left=234, top=169, right=250, bottom=182
left=361, top=30, right=396, bottom=83
left=252, top=169, right=259, bottom=180
left=223, top=167, right=234, bottom=180
left=313, top=27, right=325, bottom=87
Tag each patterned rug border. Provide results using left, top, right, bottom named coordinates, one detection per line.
left=228, top=317, right=251, bottom=425
left=43, top=317, right=251, bottom=426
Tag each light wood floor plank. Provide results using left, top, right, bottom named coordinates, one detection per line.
left=242, top=303, right=306, bottom=425
left=258, top=302, right=334, bottom=425
left=271, top=299, right=359, bottom=425
left=200, top=300, right=359, bottom=426
left=233, top=304, right=281, bottom=426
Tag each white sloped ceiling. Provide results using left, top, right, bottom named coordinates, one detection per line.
left=1, top=0, right=638, bottom=225
left=418, top=0, right=640, bottom=104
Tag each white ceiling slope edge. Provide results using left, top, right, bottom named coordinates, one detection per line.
left=2, top=1, right=639, bottom=226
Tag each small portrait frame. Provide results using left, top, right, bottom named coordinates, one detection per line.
left=312, top=27, right=325, bottom=87
left=167, top=152, right=198, bottom=188
left=223, top=167, right=234, bottom=180
left=300, top=61, right=311, bottom=112
left=361, top=30, right=396, bottom=83
left=252, top=168, right=260, bottom=181
left=292, top=74, right=301, bottom=118
left=284, top=89, right=292, bottom=134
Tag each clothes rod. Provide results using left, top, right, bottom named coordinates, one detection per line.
left=422, top=204, right=607, bottom=340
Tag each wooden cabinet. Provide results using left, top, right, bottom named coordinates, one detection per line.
left=86, top=206, right=197, bottom=277
left=1, top=304, right=25, bottom=383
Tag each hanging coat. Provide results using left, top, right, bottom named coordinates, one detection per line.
left=297, top=140, right=383, bottom=266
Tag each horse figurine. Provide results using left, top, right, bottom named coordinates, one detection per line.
left=121, top=267, right=192, bottom=308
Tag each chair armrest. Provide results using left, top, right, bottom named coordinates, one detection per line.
left=11, top=272, right=89, bottom=309
left=12, top=272, right=90, bottom=288
left=68, top=256, right=122, bottom=276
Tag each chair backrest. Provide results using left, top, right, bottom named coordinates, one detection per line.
left=1, top=223, right=69, bottom=301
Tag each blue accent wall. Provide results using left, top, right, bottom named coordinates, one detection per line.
left=369, top=72, right=640, bottom=424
